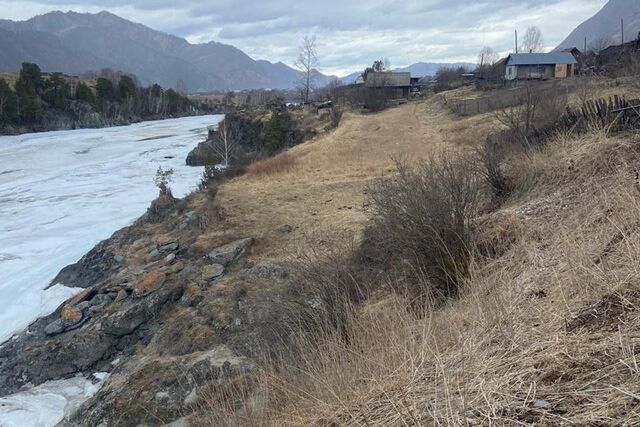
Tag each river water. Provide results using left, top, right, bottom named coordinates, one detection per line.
left=0, top=115, right=223, bottom=344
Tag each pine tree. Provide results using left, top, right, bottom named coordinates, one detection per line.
left=0, top=79, right=18, bottom=125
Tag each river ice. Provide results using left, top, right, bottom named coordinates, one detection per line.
left=0, top=115, right=223, bottom=343
left=0, top=115, right=222, bottom=426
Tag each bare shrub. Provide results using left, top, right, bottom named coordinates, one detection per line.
left=328, top=106, right=343, bottom=128
left=246, top=152, right=297, bottom=177
left=367, top=155, right=483, bottom=302
left=477, top=137, right=513, bottom=201
left=494, top=82, right=569, bottom=148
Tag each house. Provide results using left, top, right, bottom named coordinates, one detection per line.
left=364, top=71, right=411, bottom=98
left=504, top=52, right=578, bottom=81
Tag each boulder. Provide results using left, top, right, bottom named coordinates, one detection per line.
left=160, top=242, right=179, bottom=252
left=115, top=289, right=128, bottom=302
left=207, top=238, right=253, bottom=266
left=133, top=272, right=166, bottom=297
left=202, top=264, right=224, bottom=281
left=44, top=319, right=64, bottom=336
left=61, top=305, right=82, bottom=325
left=146, top=248, right=161, bottom=262
left=163, top=253, right=176, bottom=265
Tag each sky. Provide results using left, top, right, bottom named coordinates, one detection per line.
left=0, top=0, right=608, bottom=76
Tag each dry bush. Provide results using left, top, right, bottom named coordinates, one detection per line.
left=246, top=152, right=297, bottom=177
left=494, top=82, right=569, bottom=149
left=477, top=136, right=515, bottom=201
left=367, top=154, right=484, bottom=302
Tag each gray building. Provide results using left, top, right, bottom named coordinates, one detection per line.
left=505, top=53, right=577, bottom=81
left=363, top=72, right=411, bottom=98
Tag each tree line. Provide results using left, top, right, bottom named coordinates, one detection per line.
left=0, top=62, right=197, bottom=131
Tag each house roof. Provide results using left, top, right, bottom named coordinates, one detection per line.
left=364, top=72, right=411, bottom=87
left=506, top=52, right=577, bottom=66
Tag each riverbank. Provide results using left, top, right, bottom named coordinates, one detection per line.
left=0, top=99, right=493, bottom=425
left=0, top=115, right=223, bottom=348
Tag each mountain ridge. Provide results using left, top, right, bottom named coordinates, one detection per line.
left=0, top=10, right=336, bottom=92
left=556, top=0, right=640, bottom=51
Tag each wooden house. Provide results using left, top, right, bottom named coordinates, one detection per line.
left=505, top=53, right=578, bottom=81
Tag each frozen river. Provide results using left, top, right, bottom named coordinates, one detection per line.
left=0, top=115, right=223, bottom=344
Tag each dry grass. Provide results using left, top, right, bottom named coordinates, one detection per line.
left=246, top=152, right=297, bottom=177
left=198, top=123, right=640, bottom=425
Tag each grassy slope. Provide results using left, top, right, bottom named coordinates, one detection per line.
left=191, top=79, right=640, bottom=425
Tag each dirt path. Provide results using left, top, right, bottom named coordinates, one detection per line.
left=198, top=100, right=493, bottom=266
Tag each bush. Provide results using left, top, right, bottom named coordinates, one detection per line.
left=367, top=155, right=483, bottom=302
left=265, top=111, right=291, bottom=153
left=477, top=136, right=513, bottom=202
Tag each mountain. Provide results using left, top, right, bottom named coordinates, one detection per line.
left=0, top=11, right=335, bottom=92
left=556, top=0, right=640, bottom=51
left=394, top=62, right=476, bottom=77
left=339, top=62, right=477, bottom=85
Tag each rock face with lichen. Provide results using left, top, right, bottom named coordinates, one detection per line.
left=0, top=187, right=288, bottom=426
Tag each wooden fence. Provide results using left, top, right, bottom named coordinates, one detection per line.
left=441, top=80, right=577, bottom=116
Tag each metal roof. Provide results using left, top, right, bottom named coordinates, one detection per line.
left=506, top=53, right=577, bottom=66
left=364, top=72, right=411, bottom=87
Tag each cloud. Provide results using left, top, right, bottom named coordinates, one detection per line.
left=0, top=0, right=606, bottom=75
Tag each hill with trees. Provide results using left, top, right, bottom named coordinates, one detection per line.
left=0, top=62, right=200, bottom=134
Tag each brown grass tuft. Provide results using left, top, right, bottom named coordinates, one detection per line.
left=246, top=152, right=297, bottom=178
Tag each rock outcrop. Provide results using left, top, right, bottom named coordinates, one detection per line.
left=0, top=190, right=270, bottom=425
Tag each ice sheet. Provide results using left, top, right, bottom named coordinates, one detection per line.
left=0, top=373, right=108, bottom=427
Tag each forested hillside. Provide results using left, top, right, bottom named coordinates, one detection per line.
left=0, top=63, right=200, bottom=134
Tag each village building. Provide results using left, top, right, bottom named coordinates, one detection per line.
left=362, top=71, right=412, bottom=99
left=504, top=52, right=578, bottom=81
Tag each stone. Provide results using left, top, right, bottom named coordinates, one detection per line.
left=44, top=319, right=64, bottom=336
left=533, top=400, right=551, bottom=409
left=202, top=264, right=224, bottom=281
left=89, top=305, right=104, bottom=315
left=277, top=224, right=293, bottom=234
left=160, top=242, right=179, bottom=252
left=61, top=305, right=82, bottom=325
left=207, top=238, right=253, bottom=266
left=115, top=289, right=128, bottom=302
left=77, top=301, right=91, bottom=311
left=163, top=253, right=176, bottom=265
left=103, top=285, right=173, bottom=336
left=114, top=254, right=124, bottom=263
left=168, top=261, right=184, bottom=274
left=133, top=271, right=166, bottom=297
left=146, top=248, right=161, bottom=262
left=90, top=293, right=113, bottom=307
left=157, top=236, right=177, bottom=247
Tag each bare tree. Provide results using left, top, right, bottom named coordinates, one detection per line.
left=589, top=35, right=613, bottom=53
left=477, top=47, right=499, bottom=69
left=522, top=26, right=545, bottom=53
left=295, top=35, right=318, bottom=104
left=212, top=119, right=237, bottom=167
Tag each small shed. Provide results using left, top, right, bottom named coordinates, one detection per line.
left=364, top=72, right=411, bottom=98
left=505, top=53, right=578, bottom=81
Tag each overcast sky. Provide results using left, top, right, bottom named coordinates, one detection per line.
left=1, top=0, right=607, bottom=76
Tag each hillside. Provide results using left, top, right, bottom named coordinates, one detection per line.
left=0, top=11, right=336, bottom=92
left=556, top=0, right=640, bottom=50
